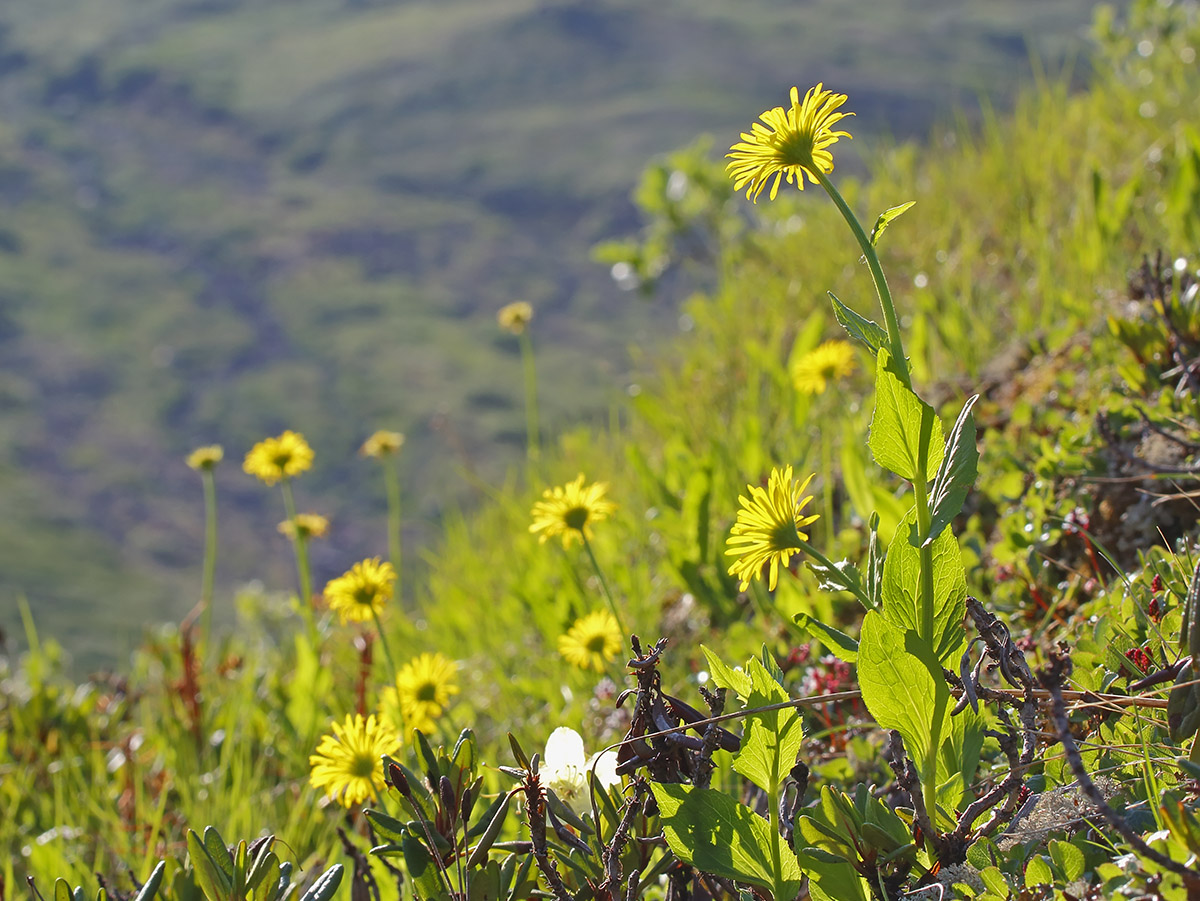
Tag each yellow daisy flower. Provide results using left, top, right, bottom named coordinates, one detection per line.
left=361, top=430, right=405, bottom=458
left=497, top=301, right=534, bottom=335
left=725, top=465, right=820, bottom=591
left=323, top=557, right=396, bottom=624
left=530, top=474, right=616, bottom=549
left=387, top=652, right=460, bottom=728
left=278, top=513, right=329, bottom=540
left=309, top=713, right=401, bottom=808
left=792, top=340, right=857, bottom=395
left=186, top=445, right=224, bottom=471
left=558, top=610, right=623, bottom=672
left=726, top=84, right=854, bottom=202
left=243, top=431, right=314, bottom=486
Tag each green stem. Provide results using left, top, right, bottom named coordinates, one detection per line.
left=519, top=330, right=540, bottom=471
left=581, top=534, right=627, bottom=639
left=371, top=609, right=399, bottom=687
left=913, top=407, right=940, bottom=825
left=382, top=462, right=403, bottom=605
left=199, top=469, right=219, bottom=649
left=280, top=479, right=318, bottom=645
left=768, top=769, right=785, bottom=901
left=813, top=169, right=910, bottom=388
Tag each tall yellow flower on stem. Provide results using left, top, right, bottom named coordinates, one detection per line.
left=726, top=84, right=853, bottom=203
left=530, top=474, right=615, bottom=549
left=726, top=465, right=820, bottom=592
left=186, top=445, right=223, bottom=649
left=558, top=610, right=622, bottom=672
left=386, top=652, right=460, bottom=733
left=792, top=340, right=857, bottom=396
left=325, top=557, right=399, bottom=683
left=243, top=431, right=313, bottom=486
left=309, top=713, right=400, bottom=808
left=245, top=430, right=318, bottom=643
left=531, top=474, right=627, bottom=637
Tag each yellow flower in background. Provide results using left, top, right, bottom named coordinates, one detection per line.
left=361, top=430, right=405, bottom=458
left=278, top=513, right=329, bottom=540
left=387, top=652, right=460, bottom=728
left=558, top=610, right=623, bottom=672
left=243, top=431, right=314, bottom=485
left=497, top=301, right=534, bottom=335
left=324, top=557, right=396, bottom=624
left=186, top=445, right=224, bottom=471
left=726, top=84, right=854, bottom=202
left=792, top=340, right=857, bottom=395
left=530, top=474, right=616, bottom=549
left=309, top=713, right=400, bottom=808
left=726, top=465, right=820, bottom=591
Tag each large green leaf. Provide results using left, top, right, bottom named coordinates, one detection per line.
left=733, top=658, right=805, bottom=793
left=869, top=348, right=944, bottom=483
left=882, top=506, right=967, bottom=665
left=793, top=613, right=858, bottom=663
left=701, top=645, right=753, bottom=699
left=651, top=783, right=803, bottom=896
left=856, top=613, right=950, bottom=792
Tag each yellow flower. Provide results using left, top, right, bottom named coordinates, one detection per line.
left=792, top=340, right=857, bottom=395
left=243, top=431, right=314, bottom=485
left=309, top=713, right=400, bottom=808
left=530, top=474, right=616, bottom=549
left=186, top=445, right=224, bottom=471
left=725, top=465, right=820, bottom=591
left=726, top=84, right=853, bottom=202
left=361, top=430, right=405, bottom=458
left=323, top=557, right=396, bottom=624
left=385, top=652, right=460, bottom=730
left=278, top=513, right=329, bottom=540
left=497, top=301, right=534, bottom=335
left=558, top=610, right=622, bottom=672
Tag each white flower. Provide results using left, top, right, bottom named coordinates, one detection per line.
left=541, top=726, right=620, bottom=812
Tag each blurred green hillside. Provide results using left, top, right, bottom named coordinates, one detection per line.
left=0, top=0, right=1100, bottom=669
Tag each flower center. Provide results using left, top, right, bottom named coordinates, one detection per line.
left=563, top=506, right=590, bottom=531
left=349, top=752, right=376, bottom=779
left=585, top=634, right=608, bottom=654
left=272, top=452, right=292, bottom=469
left=774, top=129, right=815, bottom=168
left=416, top=681, right=438, bottom=703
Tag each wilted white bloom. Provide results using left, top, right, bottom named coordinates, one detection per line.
left=541, top=726, right=619, bottom=812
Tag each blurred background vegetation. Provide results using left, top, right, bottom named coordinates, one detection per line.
left=0, top=0, right=1104, bottom=670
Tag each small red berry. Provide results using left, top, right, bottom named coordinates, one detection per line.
left=1152, top=573, right=1164, bottom=593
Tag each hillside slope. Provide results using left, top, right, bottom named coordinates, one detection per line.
left=0, top=0, right=1099, bottom=668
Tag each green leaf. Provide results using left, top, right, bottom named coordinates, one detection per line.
left=651, top=783, right=803, bottom=896
left=922, top=395, right=979, bottom=547
left=829, top=292, right=887, bottom=354
left=980, top=866, right=1009, bottom=897
left=1049, top=839, right=1085, bottom=882
left=882, top=506, right=967, bottom=665
left=793, top=613, right=858, bottom=663
left=298, top=866, right=344, bottom=901
left=1024, top=855, right=1053, bottom=888
left=866, top=512, right=884, bottom=612
left=701, top=645, right=752, bottom=699
left=805, top=556, right=871, bottom=608
left=870, top=201, right=916, bottom=246
left=856, top=613, right=950, bottom=793
left=186, top=829, right=231, bottom=901
left=869, top=348, right=944, bottom=483
left=733, top=658, right=804, bottom=793
left=466, top=790, right=512, bottom=867
left=794, top=849, right=870, bottom=901
left=133, top=862, right=167, bottom=901
left=55, top=879, right=72, bottom=901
